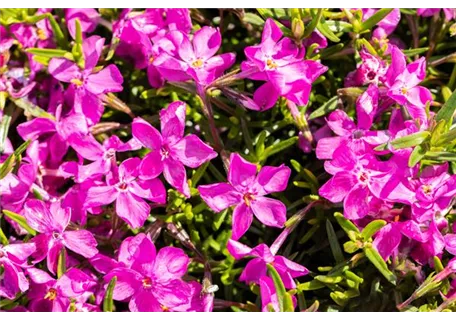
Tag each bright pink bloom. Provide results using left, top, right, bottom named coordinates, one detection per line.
left=0, top=242, right=36, bottom=299
left=227, top=239, right=308, bottom=289
left=154, top=27, right=235, bottom=85
left=65, top=9, right=100, bottom=39
left=105, top=233, right=192, bottom=312
left=132, top=101, right=217, bottom=197
left=85, top=157, right=166, bottom=228
left=198, top=153, right=290, bottom=240
left=259, top=276, right=297, bottom=312
left=24, top=200, right=98, bottom=274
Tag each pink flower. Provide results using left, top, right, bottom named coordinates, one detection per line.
left=84, top=157, right=166, bottom=228
left=132, top=101, right=217, bottom=197
left=259, top=276, right=296, bottom=312
left=105, top=233, right=192, bottom=312
left=241, top=18, right=327, bottom=110
left=153, top=27, right=235, bottom=85
left=27, top=267, right=97, bottom=312
left=198, top=153, right=290, bottom=240
left=227, top=239, right=308, bottom=289
left=65, top=9, right=100, bottom=39
left=0, top=242, right=36, bottom=299
left=24, top=199, right=98, bottom=274
left=48, top=36, right=123, bottom=125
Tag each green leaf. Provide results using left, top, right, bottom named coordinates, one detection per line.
left=46, top=13, right=68, bottom=49
left=103, top=276, right=117, bottom=312
left=243, top=13, right=265, bottom=26
left=26, top=48, right=73, bottom=60
left=403, top=47, right=430, bottom=57
left=255, top=131, right=267, bottom=157
left=430, top=120, right=447, bottom=146
left=297, top=280, right=325, bottom=291
left=267, top=264, right=294, bottom=312
left=360, top=9, right=393, bottom=32
left=315, top=275, right=344, bottom=284
left=326, top=220, right=344, bottom=263
left=361, top=220, right=386, bottom=240
left=308, top=96, right=339, bottom=120
left=325, top=20, right=353, bottom=33
left=334, top=212, right=360, bottom=241
left=260, top=136, right=298, bottom=161
left=408, top=144, right=427, bottom=167
left=317, top=17, right=340, bottom=42
left=191, top=161, right=209, bottom=186
left=11, top=98, right=55, bottom=120
left=256, top=8, right=274, bottom=19
left=0, top=227, right=9, bottom=245
left=435, top=88, right=456, bottom=124
left=391, top=131, right=430, bottom=149
left=364, top=246, right=397, bottom=285
left=435, top=126, right=456, bottom=146
left=0, top=153, right=16, bottom=180
left=57, top=247, right=66, bottom=278
left=424, top=151, right=456, bottom=162
left=303, top=9, right=323, bottom=38
left=0, top=104, right=12, bottom=153
left=2, top=210, right=36, bottom=236
left=72, top=19, right=85, bottom=68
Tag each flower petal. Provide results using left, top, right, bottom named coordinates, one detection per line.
left=48, top=58, right=80, bottom=83
left=252, top=164, right=291, bottom=196
left=228, top=153, right=257, bottom=192
left=170, top=134, right=217, bottom=168
left=163, top=157, right=190, bottom=198
left=86, top=64, right=123, bottom=94
left=159, top=101, right=186, bottom=145
left=231, top=202, right=254, bottom=240
left=198, top=183, right=242, bottom=212
left=250, top=197, right=286, bottom=228
left=132, top=117, right=163, bottom=150
left=139, top=149, right=164, bottom=179
left=63, top=230, right=98, bottom=258
left=153, top=247, right=190, bottom=282
left=116, top=192, right=150, bottom=228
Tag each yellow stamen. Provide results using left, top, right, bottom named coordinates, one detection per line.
left=71, top=78, right=83, bottom=86
left=243, top=193, right=255, bottom=206
left=422, top=184, right=432, bottom=196
left=44, top=288, right=57, bottom=301
left=401, top=87, right=408, bottom=94
left=192, top=59, right=204, bottom=68
left=266, top=59, right=277, bottom=69
left=161, top=305, right=169, bottom=312
left=142, top=277, right=152, bottom=289
left=36, top=29, right=47, bottom=41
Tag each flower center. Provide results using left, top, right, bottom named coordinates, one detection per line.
left=161, top=305, right=170, bottom=312
left=118, top=182, right=128, bottom=191
left=401, top=87, right=408, bottom=95
left=44, top=288, right=58, bottom=301
left=36, top=28, right=47, bottom=41
left=52, top=232, right=62, bottom=240
left=367, top=71, right=376, bottom=80
left=422, top=184, right=432, bottom=196
left=358, top=171, right=369, bottom=184
left=104, top=148, right=116, bottom=160
left=160, top=146, right=170, bottom=160
left=266, top=59, right=278, bottom=69
left=352, top=129, right=364, bottom=139
left=192, top=59, right=204, bottom=68
left=243, top=193, right=255, bottom=206
left=71, top=78, right=83, bottom=86
left=142, top=277, right=153, bottom=289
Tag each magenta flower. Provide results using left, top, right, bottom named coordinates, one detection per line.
left=132, top=101, right=217, bottom=197
left=417, top=8, right=456, bottom=21
left=65, top=9, right=100, bottom=39
left=48, top=36, right=123, bottom=125
left=344, top=47, right=388, bottom=87
left=24, top=199, right=98, bottom=274
left=0, top=242, right=35, bottom=299
left=227, top=239, right=308, bottom=289
left=385, top=45, right=432, bottom=125
left=154, top=27, right=235, bottom=85
left=241, top=18, right=327, bottom=110
left=105, top=233, right=192, bottom=312
left=198, top=153, right=290, bottom=240
left=84, top=157, right=166, bottom=228
left=316, top=84, right=389, bottom=160
left=362, top=9, right=401, bottom=39
left=27, top=267, right=97, bottom=312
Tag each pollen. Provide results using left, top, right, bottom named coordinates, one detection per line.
left=161, top=305, right=170, bottom=312
left=44, top=288, right=58, bottom=301
left=401, top=87, right=408, bottom=94
left=422, top=184, right=432, bottom=196
left=142, top=277, right=152, bottom=289
left=266, top=59, right=278, bottom=69
left=71, top=78, right=83, bottom=86
left=36, top=28, right=47, bottom=41
left=243, top=193, right=255, bottom=206
left=192, top=59, right=204, bottom=68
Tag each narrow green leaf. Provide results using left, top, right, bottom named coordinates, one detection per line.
left=0, top=153, right=16, bottom=179
left=26, top=48, right=73, bottom=60
left=360, top=9, right=393, bottom=32
left=0, top=227, right=9, bottom=245
left=303, top=9, right=323, bottom=38
left=315, top=275, right=344, bottom=284
left=267, top=264, right=294, bottom=312
left=308, top=96, right=339, bottom=120
left=2, top=210, right=36, bottom=236
left=243, top=13, right=265, bottom=26
left=403, top=47, right=430, bottom=57
left=11, top=98, right=55, bottom=120
left=408, top=144, right=427, bottom=167
left=436, top=88, right=456, bottom=124
left=261, top=136, right=298, bottom=161
left=435, top=127, right=456, bottom=146
left=0, top=104, right=12, bottom=153
left=191, top=161, right=209, bottom=186
left=325, top=20, right=353, bottom=33
left=334, top=212, right=360, bottom=240
left=424, top=151, right=456, bottom=162
left=103, top=276, right=117, bottom=312
left=391, top=131, right=430, bottom=149
left=255, top=131, right=267, bottom=157
left=319, top=43, right=345, bottom=59
left=364, top=246, right=397, bottom=285
left=361, top=220, right=386, bottom=240
left=256, top=8, right=274, bottom=19
left=317, top=17, right=340, bottom=42
left=57, top=247, right=66, bottom=278
left=46, top=13, right=68, bottom=49
left=430, top=120, right=447, bottom=146
left=326, top=220, right=344, bottom=263
left=297, top=280, right=325, bottom=291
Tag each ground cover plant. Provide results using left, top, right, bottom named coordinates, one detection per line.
left=2, top=8, right=456, bottom=312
